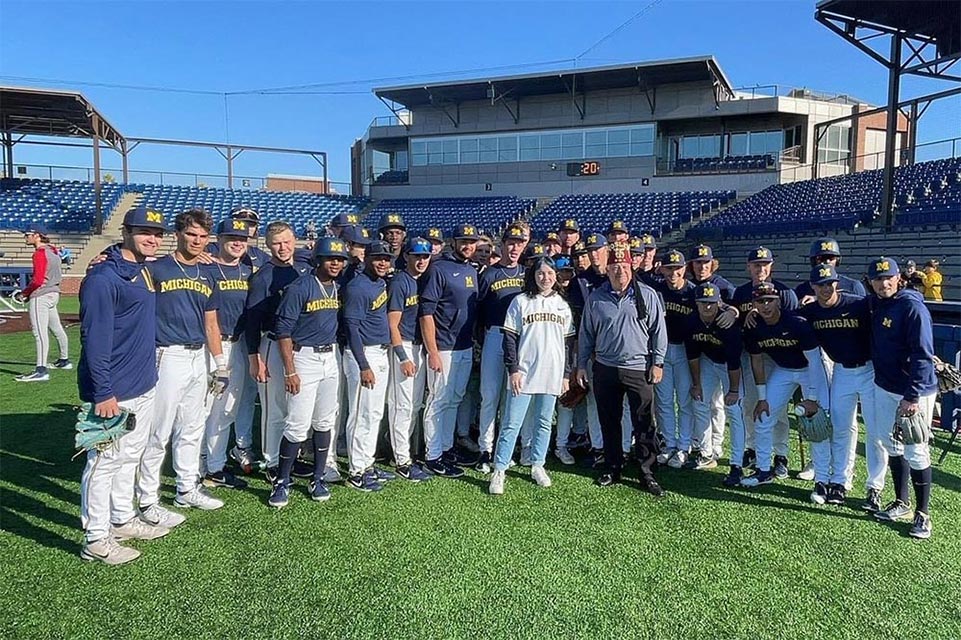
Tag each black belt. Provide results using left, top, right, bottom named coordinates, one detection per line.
left=293, top=344, right=335, bottom=353
left=162, top=343, right=204, bottom=350
left=378, top=344, right=390, bottom=350
left=221, top=334, right=240, bottom=343
left=840, top=361, right=869, bottom=369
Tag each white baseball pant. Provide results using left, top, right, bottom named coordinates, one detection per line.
left=423, top=348, right=473, bottom=460
left=285, top=347, right=340, bottom=443
left=876, top=386, right=937, bottom=470
left=258, top=338, right=289, bottom=468
left=693, top=357, right=745, bottom=466
left=138, top=345, right=208, bottom=503
left=80, top=388, right=155, bottom=543
left=204, top=340, right=254, bottom=473
left=742, top=351, right=790, bottom=457
left=344, top=345, right=390, bottom=476
left=829, top=363, right=880, bottom=489
left=28, top=291, right=68, bottom=367
left=709, top=386, right=725, bottom=456
left=478, top=328, right=509, bottom=453
left=233, top=366, right=257, bottom=450
left=388, top=341, right=426, bottom=467
left=654, top=343, right=695, bottom=452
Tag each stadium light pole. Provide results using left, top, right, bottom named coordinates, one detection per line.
left=880, top=34, right=902, bottom=230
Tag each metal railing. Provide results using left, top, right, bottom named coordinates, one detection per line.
left=1, top=163, right=271, bottom=190
left=369, top=113, right=412, bottom=128
left=733, top=84, right=862, bottom=105
left=777, top=137, right=961, bottom=183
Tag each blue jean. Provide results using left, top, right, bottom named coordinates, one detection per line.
left=493, top=393, right=557, bottom=471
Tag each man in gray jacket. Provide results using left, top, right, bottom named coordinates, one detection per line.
left=576, top=242, right=667, bottom=496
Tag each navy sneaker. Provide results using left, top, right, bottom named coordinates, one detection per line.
left=723, top=466, right=743, bottom=487
left=347, top=472, right=383, bottom=492
left=291, top=459, right=313, bottom=478
left=396, top=464, right=431, bottom=482
left=773, top=456, right=789, bottom=479
left=308, top=480, right=331, bottom=502
left=52, top=358, right=73, bottom=370
left=425, top=458, right=464, bottom=478
left=444, top=448, right=478, bottom=466
left=740, top=469, right=775, bottom=488
left=371, top=467, right=396, bottom=482
left=741, top=448, right=757, bottom=470
left=203, top=469, right=249, bottom=490
left=264, top=466, right=278, bottom=485
left=826, top=483, right=846, bottom=505
left=268, top=482, right=290, bottom=508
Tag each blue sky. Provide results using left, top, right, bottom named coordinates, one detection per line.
left=1, top=0, right=957, bottom=190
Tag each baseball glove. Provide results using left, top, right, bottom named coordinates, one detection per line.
left=559, top=379, right=590, bottom=409
left=208, top=367, right=229, bottom=397
left=797, top=406, right=832, bottom=443
left=11, top=289, right=25, bottom=304
left=933, top=356, right=961, bottom=394
left=892, top=409, right=931, bottom=445
left=73, top=403, right=135, bottom=457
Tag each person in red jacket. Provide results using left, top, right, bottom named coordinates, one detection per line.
left=15, top=228, right=70, bottom=382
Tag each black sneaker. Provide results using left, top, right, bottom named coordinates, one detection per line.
left=591, top=448, right=606, bottom=469
left=203, top=469, right=249, bottom=490
left=474, top=451, right=492, bottom=474
left=291, top=459, right=313, bottom=478
left=741, top=448, right=757, bottom=470
left=874, top=499, right=912, bottom=522
left=444, top=448, right=478, bottom=467
left=740, top=469, right=775, bottom=487
left=264, top=466, right=278, bottom=484
left=826, top=483, right=846, bottom=505
left=640, top=476, right=665, bottom=498
left=909, top=511, right=932, bottom=539
left=52, top=358, right=73, bottom=370
left=425, top=458, right=464, bottom=479
left=595, top=472, right=620, bottom=487
left=347, top=471, right=383, bottom=492
left=862, top=487, right=882, bottom=512
left=691, top=453, right=718, bottom=470
left=568, top=433, right=590, bottom=451
left=723, top=466, right=743, bottom=487
left=773, top=456, right=789, bottom=479
left=810, top=482, right=828, bottom=505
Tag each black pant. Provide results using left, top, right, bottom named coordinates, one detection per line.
left=592, top=362, right=657, bottom=478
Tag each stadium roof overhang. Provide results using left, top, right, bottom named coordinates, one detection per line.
left=0, top=86, right=126, bottom=149
left=374, top=57, right=735, bottom=126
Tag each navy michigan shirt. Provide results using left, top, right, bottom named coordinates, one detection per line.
left=684, top=313, right=743, bottom=370
left=744, top=311, right=819, bottom=370
left=146, top=256, right=220, bottom=347
left=245, top=261, right=311, bottom=353
left=344, top=271, right=390, bottom=369
left=208, top=261, right=253, bottom=340
left=870, top=288, right=938, bottom=400
left=797, top=293, right=871, bottom=368
left=274, top=275, right=340, bottom=347
left=388, top=269, right=421, bottom=343
left=418, top=252, right=478, bottom=352
left=477, top=263, right=525, bottom=331
left=653, top=280, right=697, bottom=345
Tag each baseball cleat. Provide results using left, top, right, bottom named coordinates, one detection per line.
left=909, top=511, right=932, bottom=539
left=667, top=450, right=688, bottom=469
left=425, top=458, right=464, bottom=478
left=810, top=482, right=828, bottom=505
left=140, top=503, right=186, bottom=529
left=81, top=537, right=141, bottom=565
left=396, top=464, right=431, bottom=482
left=740, top=469, right=775, bottom=487
left=229, top=446, right=256, bottom=475
left=370, top=467, right=396, bottom=482
left=111, top=517, right=170, bottom=541
left=15, top=367, right=49, bottom=382
left=268, top=482, right=290, bottom=508
left=826, top=484, right=846, bottom=505
left=489, top=470, right=506, bottom=495
left=308, top=480, right=331, bottom=502
left=656, top=447, right=676, bottom=465
left=773, top=456, right=789, bottom=479
left=203, top=469, right=249, bottom=490
left=862, top=488, right=883, bottom=513
left=554, top=447, right=576, bottom=465
left=175, top=485, right=224, bottom=510
left=640, top=476, right=665, bottom=498
left=723, top=466, right=743, bottom=487
left=474, top=451, right=493, bottom=474
left=51, top=358, right=73, bottom=370
left=797, top=460, right=816, bottom=481
left=874, top=499, right=912, bottom=522
left=531, top=465, right=552, bottom=488
left=347, top=471, right=383, bottom=492
left=595, top=473, right=621, bottom=487
left=741, top=448, right=757, bottom=470
left=456, top=435, right=480, bottom=453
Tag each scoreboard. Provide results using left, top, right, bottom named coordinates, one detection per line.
left=566, top=161, right=601, bottom=177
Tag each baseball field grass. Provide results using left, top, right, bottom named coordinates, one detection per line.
left=2, top=303, right=960, bottom=639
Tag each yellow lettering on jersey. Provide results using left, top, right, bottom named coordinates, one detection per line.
left=160, top=279, right=212, bottom=297
left=371, top=290, right=388, bottom=310
left=523, top=312, right=566, bottom=326
left=490, top=277, right=524, bottom=292
left=758, top=337, right=799, bottom=348
left=693, top=332, right=722, bottom=347
left=665, top=301, right=693, bottom=315
left=218, top=279, right=248, bottom=292
left=813, top=318, right=859, bottom=330
left=465, top=275, right=475, bottom=288
left=306, top=298, right=340, bottom=312
left=405, top=294, right=418, bottom=308
left=882, top=317, right=892, bottom=328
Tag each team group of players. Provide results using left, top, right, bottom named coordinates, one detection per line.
left=75, top=203, right=941, bottom=564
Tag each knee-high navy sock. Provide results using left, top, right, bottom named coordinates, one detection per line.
left=278, top=437, right=301, bottom=485
left=889, top=455, right=911, bottom=503
left=312, top=429, right=332, bottom=483
left=910, top=466, right=932, bottom=514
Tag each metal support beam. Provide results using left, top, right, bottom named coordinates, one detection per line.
left=377, top=96, right=411, bottom=131
left=637, top=73, right=656, bottom=115
left=908, top=101, right=918, bottom=165
left=121, top=139, right=129, bottom=183
left=426, top=91, right=459, bottom=128
left=92, top=114, right=103, bottom=234
left=489, top=83, right=520, bottom=124
left=2, top=131, right=13, bottom=178
left=880, top=33, right=902, bottom=230
left=561, top=75, right=585, bottom=120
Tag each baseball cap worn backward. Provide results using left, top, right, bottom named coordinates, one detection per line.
left=868, top=256, right=900, bottom=279
left=559, top=219, right=580, bottom=232
left=747, top=246, right=774, bottom=263
left=502, top=224, right=529, bottom=242
left=123, top=206, right=167, bottom=231
left=810, top=237, right=840, bottom=257
left=691, top=244, right=714, bottom=262
left=585, top=233, right=608, bottom=250
left=608, top=242, right=632, bottom=265
left=230, top=205, right=260, bottom=222
left=378, top=212, right=406, bottom=231
left=809, top=263, right=839, bottom=285
left=405, top=237, right=433, bottom=256
left=695, top=282, right=721, bottom=302
left=453, top=224, right=481, bottom=241
left=366, top=240, right=393, bottom=259
left=217, top=218, right=252, bottom=237
left=313, top=236, right=350, bottom=261
left=663, top=250, right=686, bottom=267
left=752, top=282, right=779, bottom=299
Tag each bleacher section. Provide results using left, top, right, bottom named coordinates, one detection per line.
left=366, top=196, right=536, bottom=236
left=698, top=157, right=961, bottom=236
left=532, top=190, right=735, bottom=237
left=673, top=154, right=775, bottom=174
left=0, top=178, right=126, bottom=232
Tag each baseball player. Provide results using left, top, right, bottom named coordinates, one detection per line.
left=78, top=206, right=169, bottom=564
left=202, top=218, right=256, bottom=491
left=267, top=237, right=347, bottom=507
left=605, top=220, right=629, bottom=245
left=474, top=224, right=528, bottom=474
left=342, top=241, right=396, bottom=491
left=245, top=221, right=311, bottom=477
left=543, top=232, right=562, bottom=257
left=797, top=264, right=876, bottom=506
left=557, top=219, right=580, bottom=255
left=419, top=223, right=480, bottom=478
left=378, top=212, right=407, bottom=265
left=425, top=227, right=445, bottom=255
left=867, top=257, right=938, bottom=539
left=328, top=211, right=363, bottom=238
left=634, top=234, right=658, bottom=286
left=15, top=227, right=70, bottom=382
left=732, top=246, right=799, bottom=477
left=387, top=238, right=434, bottom=482
left=741, top=282, right=829, bottom=495
left=489, top=257, right=575, bottom=495
left=338, top=225, right=371, bottom=286
left=685, top=282, right=746, bottom=486
left=794, top=238, right=867, bottom=301
left=137, top=209, right=226, bottom=521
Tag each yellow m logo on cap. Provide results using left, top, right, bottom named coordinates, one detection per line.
left=331, top=241, right=344, bottom=252
left=511, top=228, right=522, bottom=236
left=821, top=241, right=834, bottom=252
left=388, top=215, right=401, bottom=223
left=361, top=229, right=369, bottom=238
left=876, top=260, right=889, bottom=272
left=630, top=238, right=640, bottom=247
left=819, top=266, right=831, bottom=277
left=347, top=215, right=358, bottom=223
left=429, top=229, right=440, bottom=238
left=146, top=211, right=162, bottom=223
left=566, top=219, right=575, bottom=227
left=670, top=253, right=680, bottom=262
left=464, top=226, right=475, bottom=235
left=704, top=286, right=715, bottom=297
left=698, top=246, right=709, bottom=256
left=882, top=317, right=892, bottom=328
left=232, top=220, right=246, bottom=230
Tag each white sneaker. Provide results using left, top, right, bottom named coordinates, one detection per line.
left=140, top=503, right=187, bottom=528
left=174, top=485, right=224, bottom=510
left=81, top=537, right=141, bottom=565
left=555, top=447, right=576, bottom=465
left=15, top=368, right=49, bottom=382
left=798, top=460, right=816, bottom=481
left=519, top=447, right=532, bottom=466
left=656, top=447, right=676, bottom=465
left=713, top=446, right=723, bottom=459
left=110, top=518, right=170, bottom=541
left=489, top=470, right=506, bottom=495
left=531, top=465, right=552, bottom=487
left=667, top=450, right=688, bottom=469
left=456, top=435, right=480, bottom=452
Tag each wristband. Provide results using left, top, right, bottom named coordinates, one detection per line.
left=393, top=345, right=410, bottom=363
left=284, top=372, right=297, bottom=378
left=756, top=384, right=766, bottom=401
left=214, top=354, right=227, bottom=369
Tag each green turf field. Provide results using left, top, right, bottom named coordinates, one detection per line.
left=2, top=303, right=960, bottom=639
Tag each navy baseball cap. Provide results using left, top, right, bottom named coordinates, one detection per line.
left=123, top=206, right=167, bottom=231
left=453, top=224, right=481, bottom=241
left=629, top=237, right=644, bottom=255
left=332, top=212, right=362, bottom=227
left=378, top=212, right=406, bottom=232
left=606, top=220, right=628, bottom=235
left=695, top=282, right=721, bottom=302
left=810, top=264, right=839, bottom=285
left=313, top=236, right=349, bottom=261
left=558, top=219, right=580, bottom=233
left=585, top=233, right=607, bottom=250
left=216, top=218, right=252, bottom=237
left=524, top=243, right=546, bottom=261
left=366, top=241, right=393, bottom=259
left=502, top=224, right=529, bottom=242
left=868, top=256, right=900, bottom=279
left=810, top=238, right=841, bottom=258
left=544, top=231, right=561, bottom=244
left=425, top=227, right=444, bottom=243
left=663, top=250, right=686, bottom=267
left=405, top=237, right=432, bottom=256
left=571, top=241, right=588, bottom=256
left=752, top=282, right=779, bottom=300
left=342, top=225, right=371, bottom=245
left=691, top=244, right=714, bottom=262
left=640, top=234, right=657, bottom=250
left=554, top=255, right=574, bottom=272
left=230, top=205, right=260, bottom=222
left=747, top=246, right=774, bottom=263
